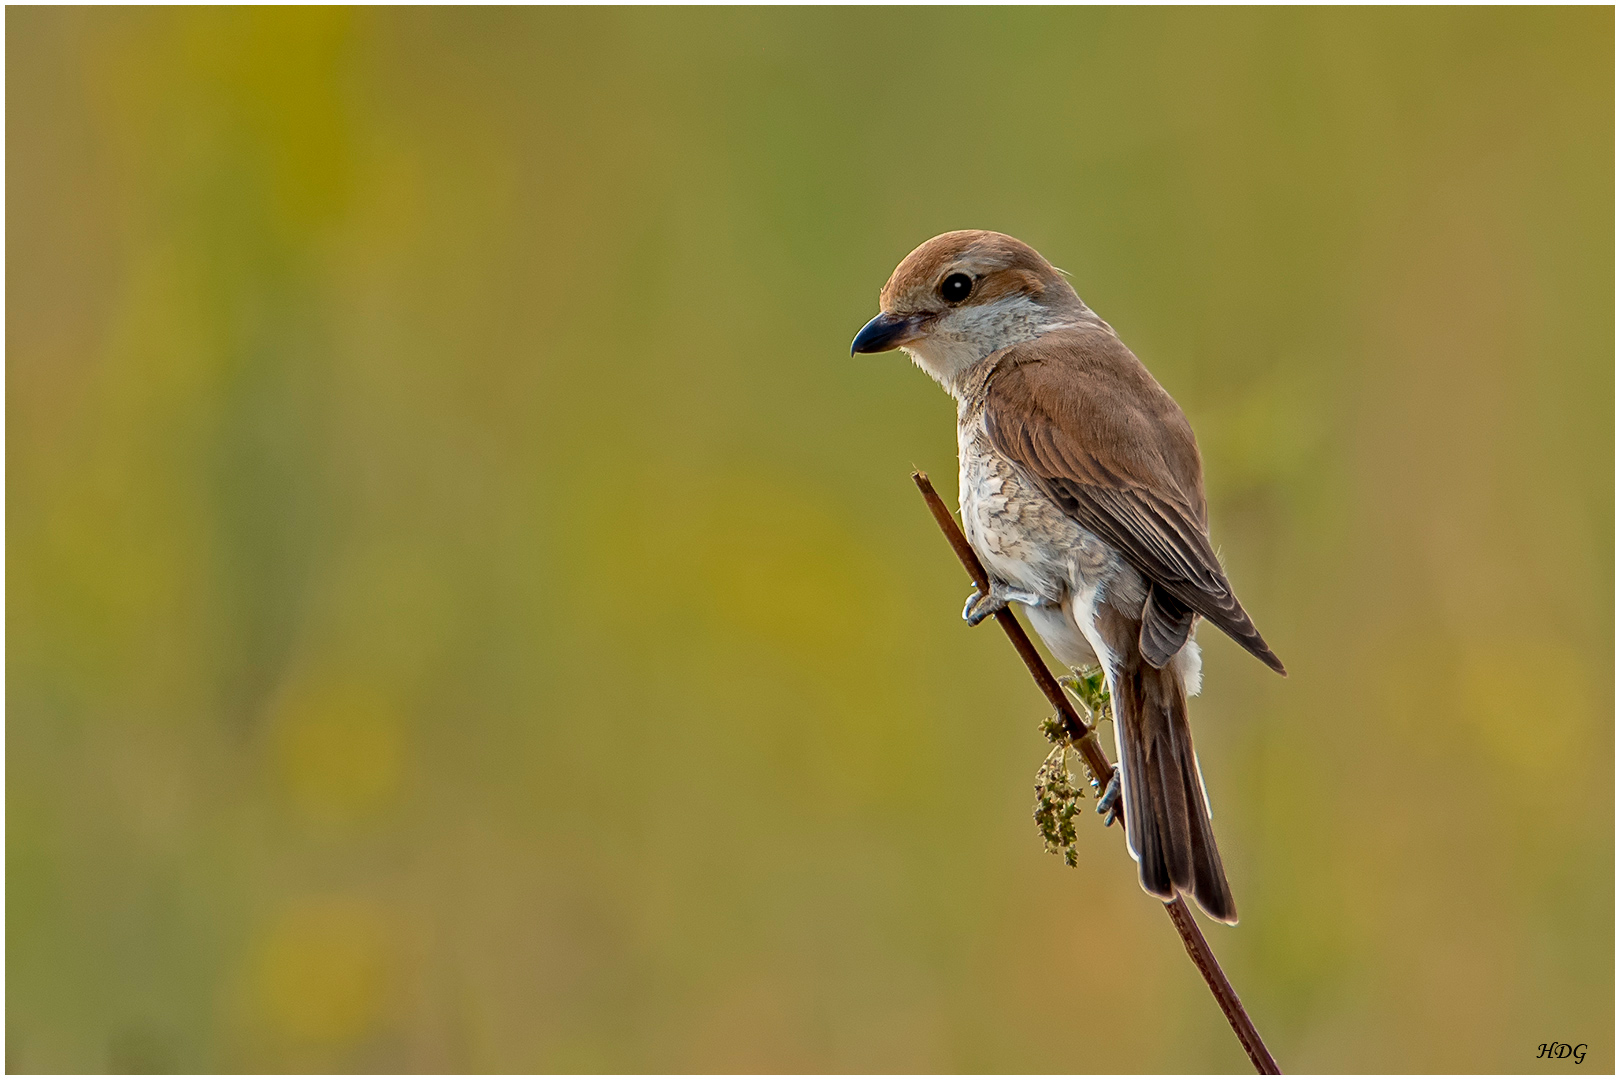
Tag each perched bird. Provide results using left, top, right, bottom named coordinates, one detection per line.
left=852, top=230, right=1285, bottom=924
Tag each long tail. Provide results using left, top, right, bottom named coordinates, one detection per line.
left=1113, top=659, right=1237, bottom=924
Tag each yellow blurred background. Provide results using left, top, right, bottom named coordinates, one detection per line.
left=7, top=7, right=1612, bottom=1073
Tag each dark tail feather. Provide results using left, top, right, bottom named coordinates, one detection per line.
left=1114, top=660, right=1237, bottom=924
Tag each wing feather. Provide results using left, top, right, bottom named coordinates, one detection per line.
left=982, top=329, right=1286, bottom=675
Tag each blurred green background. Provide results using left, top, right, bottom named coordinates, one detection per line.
left=7, top=7, right=1613, bottom=1073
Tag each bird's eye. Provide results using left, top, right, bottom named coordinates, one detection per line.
left=939, top=272, right=973, bottom=304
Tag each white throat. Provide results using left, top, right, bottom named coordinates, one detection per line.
left=901, top=295, right=1085, bottom=400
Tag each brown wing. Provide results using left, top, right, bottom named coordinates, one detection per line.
left=982, top=328, right=1286, bottom=676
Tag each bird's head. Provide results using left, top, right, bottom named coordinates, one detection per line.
left=851, top=230, right=1086, bottom=392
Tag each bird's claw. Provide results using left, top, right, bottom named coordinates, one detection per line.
left=1097, top=769, right=1122, bottom=827
left=962, top=581, right=1046, bottom=627
left=962, top=587, right=1008, bottom=626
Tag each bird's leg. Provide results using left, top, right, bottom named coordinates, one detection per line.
left=962, top=580, right=1047, bottom=626
left=1096, top=769, right=1122, bottom=827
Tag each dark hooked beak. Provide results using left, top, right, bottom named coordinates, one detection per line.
left=850, top=311, right=920, bottom=355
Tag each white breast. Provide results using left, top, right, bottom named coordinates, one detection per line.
left=956, top=412, right=1106, bottom=671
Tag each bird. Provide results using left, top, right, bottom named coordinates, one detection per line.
left=851, top=230, right=1285, bottom=924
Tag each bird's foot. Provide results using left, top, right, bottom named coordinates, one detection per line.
left=962, top=581, right=1045, bottom=626
left=961, top=588, right=1005, bottom=626
left=1096, top=769, right=1122, bottom=828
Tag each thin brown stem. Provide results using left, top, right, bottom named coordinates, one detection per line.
left=912, top=470, right=1280, bottom=1075
left=1166, top=895, right=1280, bottom=1073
